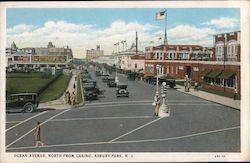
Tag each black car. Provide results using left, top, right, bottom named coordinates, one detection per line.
left=6, top=93, right=39, bottom=113
left=83, top=84, right=98, bottom=100
left=158, top=77, right=176, bottom=88
left=107, top=77, right=117, bottom=87
left=101, top=74, right=110, bottom=82
left=116, top=83, right=129, bottom=97
left=95, top=70, right=101, bottom=76
left=82, top=79, right=97, bottom=87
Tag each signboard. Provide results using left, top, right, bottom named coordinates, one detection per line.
left=13, top=56, right=30, bottom=63
left=31, top=55, right=67, bottom=63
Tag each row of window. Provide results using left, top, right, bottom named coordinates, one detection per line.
left=204, top=77, right=235, bottom=88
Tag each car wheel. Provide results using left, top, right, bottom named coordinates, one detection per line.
left=24, top=104, right=34, bottom=113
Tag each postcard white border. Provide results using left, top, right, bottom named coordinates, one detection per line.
left=0, top=1, right=249, bottom=162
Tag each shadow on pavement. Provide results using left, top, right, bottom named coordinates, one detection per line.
left=6, top=108, right=56, bottom=114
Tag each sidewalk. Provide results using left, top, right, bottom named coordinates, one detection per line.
left=39, top=71, right=82, bottom=110
left=175, top=85, right=240, bottom=110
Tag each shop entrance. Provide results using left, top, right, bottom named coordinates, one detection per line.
left=185, top=66, right=191, bottom=78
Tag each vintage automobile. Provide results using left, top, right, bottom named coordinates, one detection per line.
left=95, top=70, right=101, bottom=76
left=6, top=93, right=39, bottom=113
left=158, top=76, right=176, bottom=88
left=101, top=74, right=110, bottom=82
left=116, top=83, right=129, bottom=97
left=107, top=77, right=117, bottom=87
left=83, top=84, right=98, bottom=100
left=82, top=79, right=97, bottom=87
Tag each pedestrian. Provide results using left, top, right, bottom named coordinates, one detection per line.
left=71, top=92, right=76, bottom=105
left=187, top=81, right=191, bottom=92
left=154, top=96, right=161, bottom=116
left=234, top=87, right=238, bottom=100
left=184, top=81, right=187, bottom=92
left=34, top=121, right=44, bottom=147
left=65, top=91, right=70, bottom=104
left=73, top=83, right=76, bottom=90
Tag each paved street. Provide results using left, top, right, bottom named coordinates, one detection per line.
left=5, top=67, right=240, bottom=152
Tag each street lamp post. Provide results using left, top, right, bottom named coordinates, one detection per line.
left=152, top=64, right=159, bottom=106
left=158, top=82, right=170, bottom=117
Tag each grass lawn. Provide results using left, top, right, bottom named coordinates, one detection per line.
left=6, top=73, right=53, bottom=95
left=39, top=75, right=71, bottom=102
left=76, top=75, right=83, bottom=104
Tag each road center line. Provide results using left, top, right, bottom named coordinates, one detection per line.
left=50, top=116, right=153, bottom=122
left=6, top=126, right=240, bottom=151
left=6, top=111, right=48, bottom=132
left=6, top=109, right=70, bottom=149
left=108, top=117, right=164, bottom=142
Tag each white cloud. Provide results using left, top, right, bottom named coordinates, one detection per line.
left=166, top=25, right=216, bottom=47
left=202, top=17, right=239, bottom=29
left=7, top=20, right=158, bottom=58
left=7, top=24, right=36, bottom=34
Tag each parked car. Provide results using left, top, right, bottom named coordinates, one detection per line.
left=158, top=77, right=176, bottom=88
left=107, top=77, right=117, bottom=87
left=101, top=74, right=110, bottom=82
left=83, top=84, right=98, bottom=100
left=95, top=70, right=101, bottom=76
left=82, top=79, right=97, bottom=87
left=116, top=83, right=129, bottom=97
left=6, top=93, right=39, bottom=113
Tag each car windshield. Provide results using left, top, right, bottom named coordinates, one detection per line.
left=117, top=85, right=127, bottom=89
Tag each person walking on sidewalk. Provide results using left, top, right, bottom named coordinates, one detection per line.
left=71, top=91, right=76, bottom=105
left=34, top=121, right=44, bottom=147
left=65, top=91, right=70, bottom=104
left=234, top=87, right=238, bottom=100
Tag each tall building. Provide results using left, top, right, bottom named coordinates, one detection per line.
left=86, top=45, right=104, bottom=60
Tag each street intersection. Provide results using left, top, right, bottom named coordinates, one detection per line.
left=5, top=68, right=240, bottom=152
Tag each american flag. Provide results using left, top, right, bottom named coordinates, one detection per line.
left=156, top=11, right=166, bottom=20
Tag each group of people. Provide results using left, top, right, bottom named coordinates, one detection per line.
left=65, top=90, right=76, bottom=105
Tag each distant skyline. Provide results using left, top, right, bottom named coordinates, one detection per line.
left=7, top=8, right=240, bottom=58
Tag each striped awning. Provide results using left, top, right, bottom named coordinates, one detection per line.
left=217, top=71, right=236, bottom=79
left=201, top=69, right=212, bottom=76
left=205, top=70, right=222, bottom=78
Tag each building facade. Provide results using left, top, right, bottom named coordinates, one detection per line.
left=144, top=31, right=241, bottom=95
left=86, top=45, right=104, bottom=60
left=6, top=42, right=73, bottom=71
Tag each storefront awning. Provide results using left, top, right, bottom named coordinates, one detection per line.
left=217, top=71, right=236, bottom=79
left=205, top=70, right=222, bottom=78
left=201, top=69, right=212, bottom=76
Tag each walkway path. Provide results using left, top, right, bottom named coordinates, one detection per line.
left=175, top=85, right=240, bottom=109
left=39, top=70, right=82, bottom=110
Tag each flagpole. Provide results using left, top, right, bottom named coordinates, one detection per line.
left=164, top=9, right=168, bottom=45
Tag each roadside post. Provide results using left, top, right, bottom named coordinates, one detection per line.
left=152, top=65, right=159, bottom=106
left=158, top=82, right=170, bottom=117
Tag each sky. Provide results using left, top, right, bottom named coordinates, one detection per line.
left=7, top=8, right=240, bottom=58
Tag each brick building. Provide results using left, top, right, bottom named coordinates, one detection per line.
left=144, top=31, right=241, bottom=95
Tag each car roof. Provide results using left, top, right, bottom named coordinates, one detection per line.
left=117, top=83, right=127, bottom=86
left=10, top=93, right=37, bottom=96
